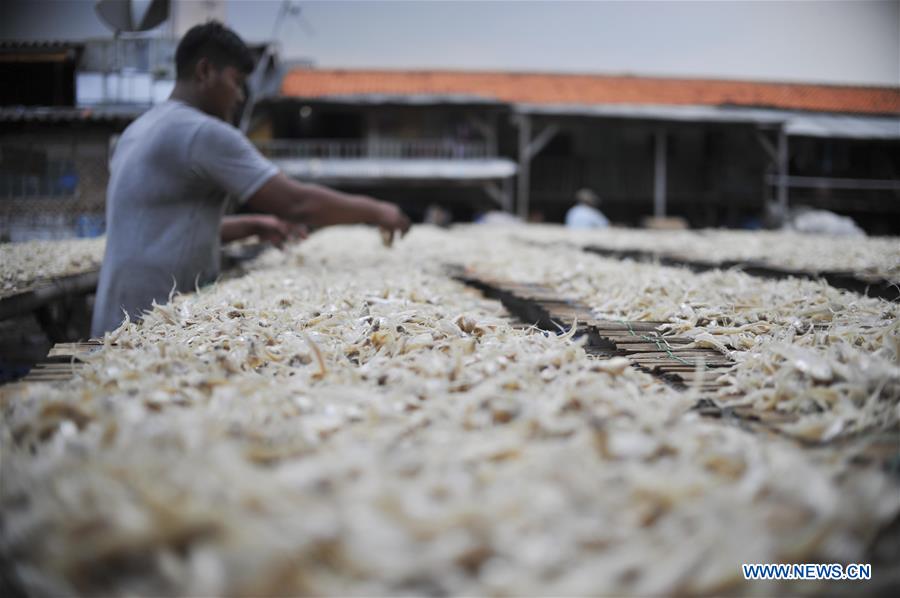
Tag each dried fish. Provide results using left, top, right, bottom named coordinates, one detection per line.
left=0, top=237, right=105, bottom=297
left=462, top=225, right=900, bottom=441
left=1, top=225, right=897, bottom=597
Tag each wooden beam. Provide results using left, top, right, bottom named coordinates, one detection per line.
left=526, top=123, right=560, bottom=161
left=755, top=129, right=778, bottom=162
left=483, top=181, right=508, bottom=210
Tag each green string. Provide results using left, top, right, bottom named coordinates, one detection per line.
left=623, top=320, right=693, bottom=366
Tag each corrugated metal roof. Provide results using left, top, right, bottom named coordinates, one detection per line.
left=275, top=158, right=517, bottom=181
left=282, top=69, right=900, bottom=116
left=0, top=41, right=83, bottom=63
left=0, top=40, right=84, bottom=50
left=0, top=106, right=145, bottom=124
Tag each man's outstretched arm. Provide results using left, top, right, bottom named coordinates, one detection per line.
left=220, top=214, right=307, bottom=247
left=245, top=173, right=411, bottom=243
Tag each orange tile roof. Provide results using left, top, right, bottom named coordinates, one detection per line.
left=281, top=69, right=900, bottom=116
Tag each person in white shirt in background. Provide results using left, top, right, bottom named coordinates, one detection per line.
left=565, top=188, right=610, bottom=229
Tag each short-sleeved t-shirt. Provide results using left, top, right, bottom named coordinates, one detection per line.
left=91, top=100, right=278, bottom=336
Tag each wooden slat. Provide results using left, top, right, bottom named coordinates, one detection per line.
left=17, top=340, right=105, bottom=384
left=594, top=334, right=691, bottom=343
left=588, top=320, right=667, bottom=332
left=47, top=340, right=102, bottom=358
left=616, top=348, right=724, bottom=357
left=453, top=270, right=735, bottom=398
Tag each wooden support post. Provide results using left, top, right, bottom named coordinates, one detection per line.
left=502, top=176, right=513, bottom=213
left=654, top=128, right=667, bottom=218
left=516, top=115, right=561, bottom=219
left=756, top=128, right=776, bottom=220
left=776, top=128, right=789, bottom=214
left=517, top=114, right=532, bottom=219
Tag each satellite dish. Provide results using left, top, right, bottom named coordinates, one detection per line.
left=95, top=0, right=170, bottom=33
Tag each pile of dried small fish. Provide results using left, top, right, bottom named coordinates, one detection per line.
left=522, top=225, right=900, bottom=283
left=463, top=226, right=900, bottom=441
left=0, top=237, right=105, bottom=298
left=1, top=226, right=897, bottom=596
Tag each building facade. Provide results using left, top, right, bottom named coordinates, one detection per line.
left=265, top=69, right=900, bottom=232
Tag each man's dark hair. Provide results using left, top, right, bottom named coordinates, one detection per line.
left=175, top=21, right=255, bottom=80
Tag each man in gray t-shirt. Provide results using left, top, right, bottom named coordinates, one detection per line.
left=91, top=22, right=410, bottom=337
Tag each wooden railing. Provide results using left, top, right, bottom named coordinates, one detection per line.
left=257, top=139, right=491, bottom=160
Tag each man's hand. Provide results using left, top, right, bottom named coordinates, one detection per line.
left=247, top=173, right=412, bottom=246
left=250, top=214, right=308, bottom=248
left=221, top=214, right=307, bottom=248
left=371, top=201, right=411, bottom=247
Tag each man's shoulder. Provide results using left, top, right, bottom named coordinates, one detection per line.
left=120, top=102, right=201, bottom=144
left=192, top=111, right=245, bottom=143
left=190, top=114, right=260, bottom=160
left=131, top=101, right=224, bottom=135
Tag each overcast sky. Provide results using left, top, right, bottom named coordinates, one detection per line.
left=3, top=0, right=899, bottom=87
